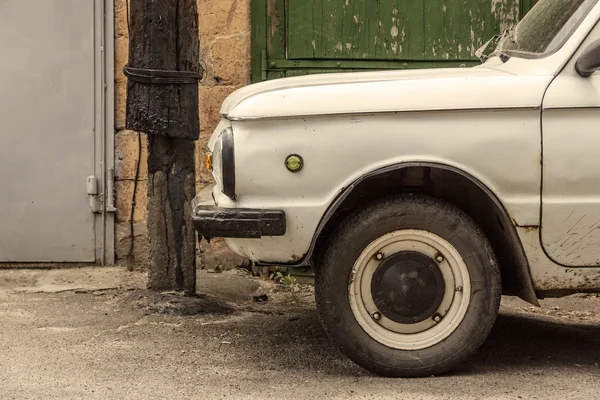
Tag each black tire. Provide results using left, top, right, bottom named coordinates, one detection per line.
left=315, top=195, right=501, bottom=377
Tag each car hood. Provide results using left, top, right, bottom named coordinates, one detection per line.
left=221, top=65, right=550, bottom=121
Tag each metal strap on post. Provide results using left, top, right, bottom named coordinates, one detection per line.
left=123, top=64, right=203, bottom=85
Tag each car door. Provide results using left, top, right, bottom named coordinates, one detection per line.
left=541, top=21, right=600, bottom=266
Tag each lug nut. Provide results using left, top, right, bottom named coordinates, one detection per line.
left=372, top=312, right=382, bottom=321
left=374, top=253, right=384, bottom=261
left=432, top=314, right=442, bottom=323
left=435, top=254, right=444, bottom=263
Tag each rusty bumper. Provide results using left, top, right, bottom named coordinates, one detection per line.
left=192, top=188, right=286, bottom=239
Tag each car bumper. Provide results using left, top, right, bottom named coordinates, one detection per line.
left=192, top=187, right=287, bottom=239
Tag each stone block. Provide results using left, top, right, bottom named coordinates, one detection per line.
left=116, top=179, right=148, bottom=223
left=115, top=36, right=129, bottom=130
left=114, top=0, right=129, bottom=39
left=115, top=221, right=148, bottom=268
left=115, top=130, right=148, bottom=181
left=115, top=36, right=129, bottom=83
left=199, top=85, right=243, bottom=133
left=211, top=36, right=251, bottom=86
left=115, top=83, right=127, bottom=131
left=199, top=0, right=251, bottom=38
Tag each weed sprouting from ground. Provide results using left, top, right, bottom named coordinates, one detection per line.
left=270, top=271, right=301, bottom=303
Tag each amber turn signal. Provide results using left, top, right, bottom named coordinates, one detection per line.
left=205, top=152, right=213, bottom=171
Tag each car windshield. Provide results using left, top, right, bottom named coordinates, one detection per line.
left=495, top=0, right=597, bottom=58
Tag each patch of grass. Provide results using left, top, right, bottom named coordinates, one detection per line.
left=270, top=271, right=301, bottom=303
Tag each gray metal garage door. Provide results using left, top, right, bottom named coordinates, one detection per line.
left=0, top=0, right=114, bottom=263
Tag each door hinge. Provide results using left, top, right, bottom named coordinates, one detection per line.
left=87, top=174, right=117, bottom=214
left=87, top=176, right=101, bottom=213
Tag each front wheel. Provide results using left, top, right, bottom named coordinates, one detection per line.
left=315, top=195, right=501, bottom=377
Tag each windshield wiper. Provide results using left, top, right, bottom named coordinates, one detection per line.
left=494, top=27, right=516, bottom=62
left=504, top=26, right=517, bottom=43
left=475, top=35, right=499, bottom=62
left=476, top=27, right=515, bottom=63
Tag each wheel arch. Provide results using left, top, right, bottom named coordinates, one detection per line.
left=305, top=162, right=540, bottom=307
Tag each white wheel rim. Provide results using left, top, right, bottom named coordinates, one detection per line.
left=348, top=229, right=471, bottom=350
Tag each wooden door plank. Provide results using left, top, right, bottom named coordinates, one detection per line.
left=288, top=0, right=321, bottom=59
left=443, top=0, right=472, bottom=60
left=267, top=0, right=287, bottom=79
left=252, top=0, right=268, bottom=82
left=400, top=0, right=426, bottom=60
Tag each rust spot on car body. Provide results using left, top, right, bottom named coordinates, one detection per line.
left=289, top=254, right=303, bottom=263
left=535, top=270, right=600, bottom=292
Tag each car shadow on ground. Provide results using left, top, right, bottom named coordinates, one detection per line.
left=471, top=312, right=600, bottom=372
left=239, top=308, right=600, bottom=377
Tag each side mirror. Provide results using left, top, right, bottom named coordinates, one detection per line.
left=575, top=39, right=600, bottom=78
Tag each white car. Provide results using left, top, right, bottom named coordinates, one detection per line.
left=193, top=0, right=600, bottom=377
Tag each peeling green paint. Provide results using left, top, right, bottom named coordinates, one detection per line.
left=288, top=0, right=521, bottom=61
left=253, top=0, right=536, bottom=82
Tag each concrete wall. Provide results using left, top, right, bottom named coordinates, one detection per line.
left=114, top=0, right=252, bottom=268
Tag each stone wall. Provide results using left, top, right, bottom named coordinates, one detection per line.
left=113, top=0, right=252, bottom=268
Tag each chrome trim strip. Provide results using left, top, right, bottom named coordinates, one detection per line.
left=226, top=106, right=540, bottom=121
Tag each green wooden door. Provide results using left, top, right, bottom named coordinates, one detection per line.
left=252, top=0, right=537, bottom=82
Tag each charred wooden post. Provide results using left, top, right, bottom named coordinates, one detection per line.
left=125, top=0, right=201, bottom=293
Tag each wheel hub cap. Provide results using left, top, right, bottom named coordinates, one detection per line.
left=371, top=252, right=445, bottom=324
